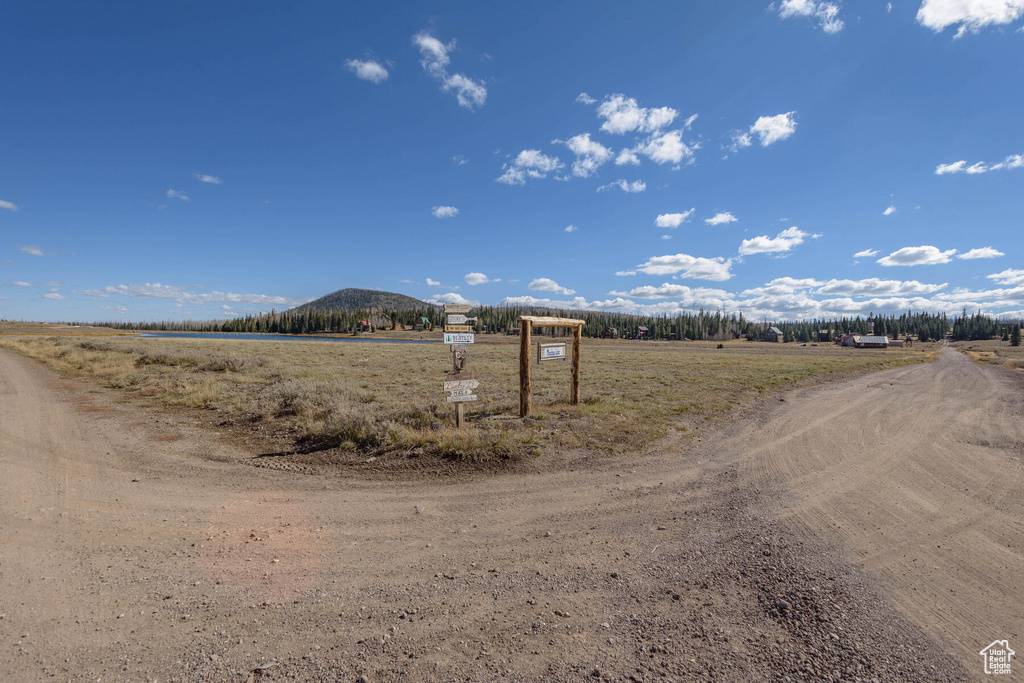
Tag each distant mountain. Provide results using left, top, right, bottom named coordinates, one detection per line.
left=287, top=288, right=430, bottom=314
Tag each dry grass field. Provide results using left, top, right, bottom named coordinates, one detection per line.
left=0, top=326, right=937, bottom=464
left=954, top=338, right=1024, bottom=370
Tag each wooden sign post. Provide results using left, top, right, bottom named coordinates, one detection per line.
left=518, top=315, right=584, bottom=418
left=443, top=304, right=478, bottom=427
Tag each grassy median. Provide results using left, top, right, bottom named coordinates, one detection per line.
left=0, top=329, right=935, bottom=464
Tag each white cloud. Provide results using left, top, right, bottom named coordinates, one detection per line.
left=40, top=280, right=64, bottom=287
left=344, top=58, right=390, bottom=83
left=597, top=179, right=646, bottom=193
left=564, top=224, right=579, bottom=233
left=876, top=245, right=957, bottom=266
left=595, top=94, right=678, bottom=135
left=0, top=199, right=17, bottom=211
left=776, top=0, right=846, bottom=33
left=883, top=205, right=896, bottom=216
left=936, top=154, right=1023, bottom=174
left=654, top=210, right=695, bottom=228
left=853, top=248, right=879, bottom=258
left=615, top=148, right=641, bottom=166
left=738, top=226, right=811, bottom=254
left=917, top=0, right=1024, bottom=36
left=43, top=293, right=64, bottom=300
left=195, top=173, right=222, bottom=184
left=705, top=212, right=738, bottom=226
left=452, top=155, right=469, bottom=165
left=958, top=246, right=1005, bottom=259
left=427, top=292, right=479, bottom=306
left=560, top=133, right=613, bottom=177
left=464, top=272, right=499, bottom=285
left=497, top=150, right=563, bottom=185
left=750, top=112, right=798, bottom=146
left=632, top=130, right=694, bottom=165
left=726, top=131, right=753, bottom=154
left=413, top=32, right=487, bottom=109
left=528, top=278, right=576, bottom=295
left=72, top=283, right=308, bottom=306
left=608, top=283, right=732, bottom=303
left=575, top=92, right=597, bottom=105
left=814, top=278, right=948, bottom=296
left=431, top=205, right=459, bottom=218
left=20, top=245, right=44, bottom=256
left=99, top=305, right=129, bottom=312
left=166, top=188, right=190, bottom=201
left=631, top=253, right=735, bottom=281
left=12, top=281, right=31, bottom=287
left=987, top=268, right=1024, bottom=285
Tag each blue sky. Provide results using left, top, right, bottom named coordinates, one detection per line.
left=2, top=0, right=1023, bottom=322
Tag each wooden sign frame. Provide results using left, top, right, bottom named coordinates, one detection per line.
left=518, top=315, right=584, bottom=418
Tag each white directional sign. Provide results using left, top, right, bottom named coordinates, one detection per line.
left=443, top=332, right=475, bottom=345
left=443, top=304, right=473, bottom=314
left=446, top=314, right=476, bottom=325
left=443, top=378, right=480, bottom=392
left=446, top=394, right=478, bottom=403
left=537, top=342, right=567, bottom=362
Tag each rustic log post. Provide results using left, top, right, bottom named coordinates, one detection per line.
left=519, top=319, right=532, bottom=418
left=571, top=324, right=581, bottom=405
left=455, top=401, right=464, bottom=428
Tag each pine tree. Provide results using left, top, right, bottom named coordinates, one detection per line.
left=1012, top=324, right=1021, bottom=347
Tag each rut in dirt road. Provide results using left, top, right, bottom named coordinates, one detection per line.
left=1, top=347, right=1015, bottom=681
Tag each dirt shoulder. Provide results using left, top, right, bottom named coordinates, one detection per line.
left=2, top=347, right=1015, bottom=681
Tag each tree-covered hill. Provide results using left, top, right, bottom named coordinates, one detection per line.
left=287, top=288, right=428, bottom=314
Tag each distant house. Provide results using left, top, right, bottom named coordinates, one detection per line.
left=636, top=326, right=649, bottom=339
left=602, top=327, right=619, bottom=339
left=855, top=335, right=889, bottom=348
left=818, top=329, right=833, bottom=342
left=762, top=326, right=784, bottom=343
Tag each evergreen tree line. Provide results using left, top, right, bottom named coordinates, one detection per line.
left=77, top=308, right=1024, bottom=343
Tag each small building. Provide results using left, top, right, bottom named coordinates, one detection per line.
left=855, top=335, right=889, bottom=348
left=636, top=326, right=649, bottom=339
left=888, top=339, right=905, bottom=347
left=602, top=327, right=619, bottom=339
left=762, top=326, right=784, bottom=343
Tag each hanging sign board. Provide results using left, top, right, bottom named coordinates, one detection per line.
left=537, top=342, right=568, bottom=362
left=443, top=304, right=473, bottom=314
left=443, top=332, right=475, bottom=345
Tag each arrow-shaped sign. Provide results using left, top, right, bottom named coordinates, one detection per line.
left=443, top=379, right=480, bottom=392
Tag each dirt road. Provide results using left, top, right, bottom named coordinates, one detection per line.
left=0, top=346, right=1019, bottom=681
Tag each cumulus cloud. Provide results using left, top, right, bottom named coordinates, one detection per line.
left=631, top=130, right=694, bottom=165
left=987, top=268, right=1024, bottom=285
left=595, top=94, right=678, bottom=135
left=775, top=0, right=845, bottom=33
left=935, top=154, right=1023, bottom=174
left=72, top=283, right=309, bottom=306
left=195, top=173, right=222, bottom=184
left=431, top=205, right=459, bottom=218
left=597, top=179, right=646, bottom=193
left=42, top=293, right=64, bottom=300
left=853, top=248, right=879, bottom=258
left=427, top=292, right=479, bottom=306
left=344, top=58, right=390, bottom=83
left=497, top=150, right=563, bottom=185
left=0, top=199, right=18, bottom=211
left=12, top=280, right=31, bottom=287
left=876, top=245, right=957, bottom=266
left=814, top=278, right=948, bottom=296
left=654, top=210, right=695, bottom=228
left=917, top=0, right=1024, bottom=37
left=166, top=188, right=190, bottom=201
left=958, top=247, right=1005, bottom=259
left=883, top=205, right=896, bottom=216
left=608, top=283, right=732, bottom=303
left=413, top=32, right=487, bottom=109
left=705, top=212, right=738, bottom=226
left=20, top=245, right=44, bottom=256
left=464, top=272, right=499, bottom=285
left=528, top=278, right=576, bottom=295
left=629, top=253, right=734, bottom=281
left=738, top=226, right=813, bottom=255
left=560, top=133, right=613, bottom=177
left=564, top=224, right=579, bottom=233
left=750, top=112, right=798, bottom=146
left=575, top=92, right=597, bottom=105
